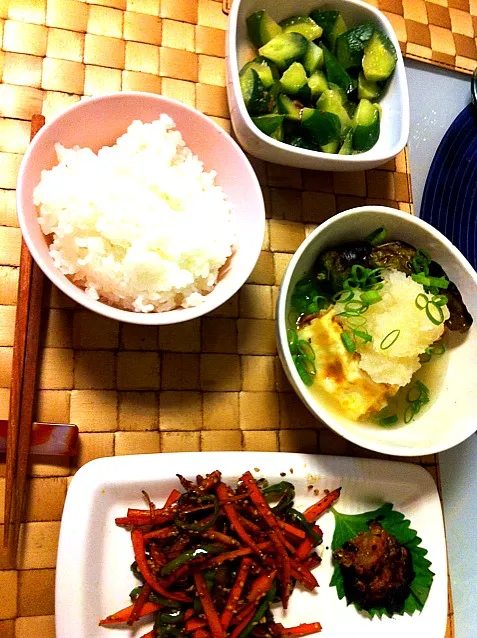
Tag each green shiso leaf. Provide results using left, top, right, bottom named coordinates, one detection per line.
left=330, top=503, right=434, bottom=618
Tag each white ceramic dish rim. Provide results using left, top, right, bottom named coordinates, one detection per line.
left=55, top=451, right=448, bottom=638
left=277, top=205, right=477, bottom=457
left=16, top=92, right=265, bottom=326
left=227, top=0, right=410, bottom=166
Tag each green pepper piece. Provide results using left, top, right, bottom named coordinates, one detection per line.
left=160, top=545, right=223, bottom=576
left=129, top=585, right=142, bottom=601
left=262, top=481, right=295, bottom=513
left=130, top=561, right=145, bottom=583
left=288, top=508, right=323, bottom=545
left=174, top=493, right=219, bottom=532
left=157, top=609, right=185, bottom=625
left=238, top=581, right=277, bottom=638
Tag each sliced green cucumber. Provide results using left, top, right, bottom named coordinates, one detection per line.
left=258, top=32, right=308, bottom=71
left=338, top=128, right=353, bottom=155
left=280, top=61, right=308, bottom=95
left=316, top=87, right=352, bottom=130
left=295, top=82, right=312, bottom=103
left=303, top=41, right=324, bottom=75
left=269, top=123, right=285, bottom=142
left=240, top=56, right=279, bottom=89
left=246, top=10, right=281, bottom=48
left=279, top=15, right=323, bottom=41
left=302, top=108, right=341, bottom=146
left=285, top=133, right=319, bottom=151
left=239, top=67, right=269, bottom=115
left=335, top=22, right=374, bottom=69
left=352, top=98, right=380, bottom=151
left=322, top=45, right=355, bottom=95
left=277, top=93, right=303, bottom=121
left=252, top=113, right=285, bottom=135
left=357, top=71, right=381, bottom=100
left=308, top=69, right=328, bottom=100
left=309, top=9, right=347, bottom=51
left=362, top=28, right=397, bottom=82
left=321, top=139, right=340, bottom=154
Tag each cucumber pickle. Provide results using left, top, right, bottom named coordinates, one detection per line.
left=239, top=9, right=398, bottom=155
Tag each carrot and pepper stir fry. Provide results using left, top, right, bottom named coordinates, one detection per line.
left=99, top=470, right=341, bottom=638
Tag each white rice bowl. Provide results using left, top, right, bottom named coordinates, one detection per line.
left=33, top=116, right=235, bottom=313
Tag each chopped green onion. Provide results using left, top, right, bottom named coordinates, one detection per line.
left=345, top=300, right=368, bottom=314
left=415, top=293, right=429, bottom=310
left=302, top=357, right=316, bottom=376
left=432, top=294, right=448, bottom=306
left=297, top=339, right=315, bottom=361
left=365, top=227, right=387, bottom=246
left=411, top=273, right=449, bottom=289
left=426, top=300, right=445, bottom=325
left=406, top=381, right=429, bottom=403
left=425, top=342, right=446, bottom=356
left=351, top=264, right=368, bottom=282
left=369, top=267, right=384, bottom=277
left=378, top=414, right=398, bottom=426
left=415, top=380, right=430, bottom=397
left=404, top=402, right=417, bottom=424
left=294, top=356, right=313, bottom=386
left=380, top=329, right=400, bottom=350
left=404, top=380, right=430, bottom=423
left=360, top=290, right=382, bottom=306
left=411, top=255, right=430, bottom=275
left=353, top=329, right=372, bottom=343
left=333, top=289, right=354, bottom=302
left=343, top=278, right=360, bottom=289
left=417, top=248, right=431, bottom=261
left=341, top=332, right=356, bottom=353
left=345, top=314, right=367, bottom=328
left=337, top=310, right=361, bottom=318
left=287, top=329, right=298, bottom=354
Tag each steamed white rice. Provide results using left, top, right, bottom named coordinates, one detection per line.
left=33, top=116, right=235, bottom=312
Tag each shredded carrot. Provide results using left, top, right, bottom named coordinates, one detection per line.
left=220, top=557, right=253, bottom=631
left=127, top=583, right=151, bottom=626
left=102, top=470, right=337, bottom=636
left=131, top=529, right=191, bottom=603
left=217, top=482, right=263, bottom=557
left=303, top=488, right=341, bottom=523
left=99, top=601, right=161, bottom=626
left=194, top=571, right=226, bottom=638
left=277, top=621, right=323, bottom=636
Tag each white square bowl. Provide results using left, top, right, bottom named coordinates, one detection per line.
left=226, top=0, right=410, bottom=171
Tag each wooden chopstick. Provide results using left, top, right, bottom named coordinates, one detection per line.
left=3, top=114, right=46, bottom=550
left=3, top=241, right=34, bottom=546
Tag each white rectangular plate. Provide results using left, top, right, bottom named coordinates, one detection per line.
left=56, top=452, right=447, bottom=638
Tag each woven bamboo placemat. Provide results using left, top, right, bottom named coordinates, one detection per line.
left=0, top=0, right=469, bottom=635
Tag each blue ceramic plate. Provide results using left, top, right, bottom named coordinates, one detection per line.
left=420, top=104, right=477, bottom=270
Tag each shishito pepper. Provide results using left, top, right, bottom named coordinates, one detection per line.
left=160, top=545, right=223, bottom=576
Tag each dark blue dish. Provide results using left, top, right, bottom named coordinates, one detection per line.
left=420, top=104, right=477, bottom=271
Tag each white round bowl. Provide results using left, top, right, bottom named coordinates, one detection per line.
left=226, top=0, right=409, bottom=171
left=277, top=206, right=477, bottom=456
left=17, top=92, right=265, bottom=325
